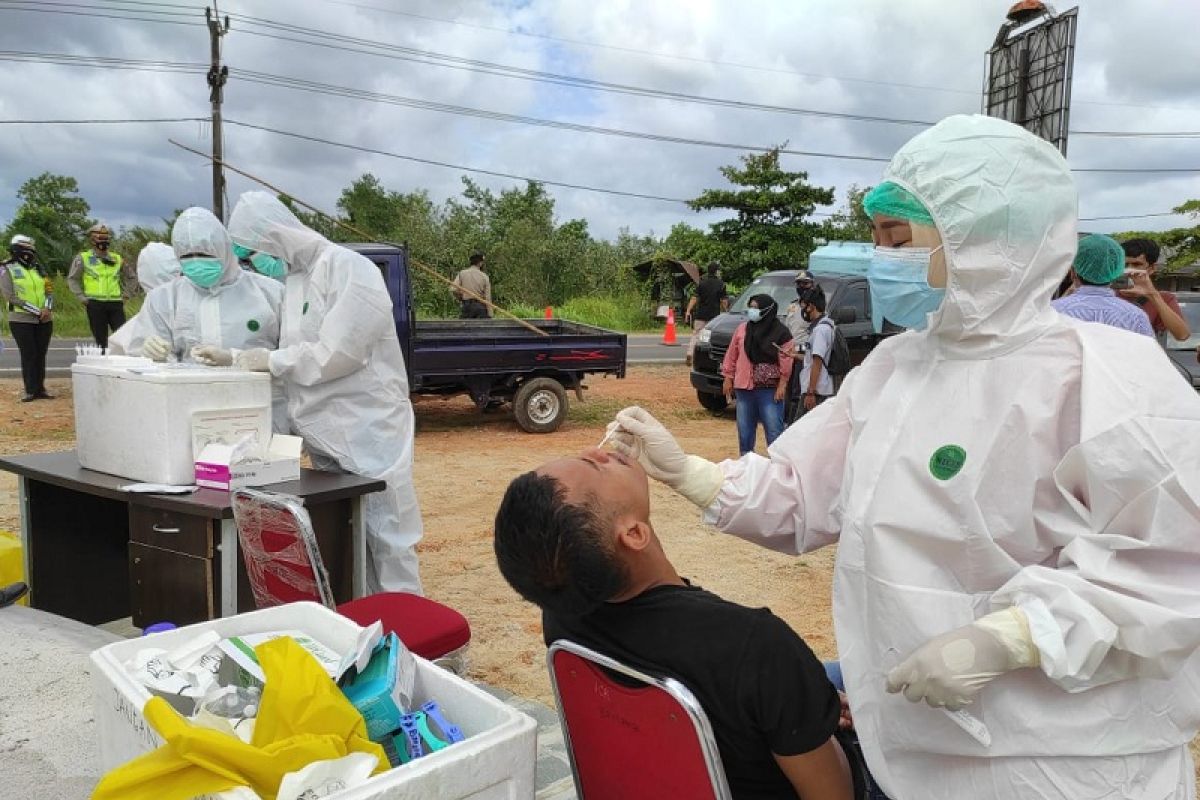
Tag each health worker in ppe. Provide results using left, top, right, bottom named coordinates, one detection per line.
left=223, top=191, right=423, bottom=595
left=139, top=207, right=283, bottom=364
left=108, top=242, right=180, bottom=356
left=608, top=115, right=1200, bottom=800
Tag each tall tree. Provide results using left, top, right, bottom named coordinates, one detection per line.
left=3, top=173, right=94, bottom=272
left=823, top=184, right=874, bottom=242
left=688, top=147, right=834, bottom=283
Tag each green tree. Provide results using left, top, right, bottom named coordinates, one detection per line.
left=687, top=147, right=834, bottom=283
left=3, top=172, right=94, bottom=273
left=1115, top=198, right=1200, bottom=275
left=824, top=184, right=874, bottom=242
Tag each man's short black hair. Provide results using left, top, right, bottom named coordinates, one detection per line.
left=470, top=251, right=485, bottom=266
left=494, top=471, right=629, bottom=617
left=705, top=261, right=720, bottom=276
left=801, top=285, right=826, bottom=312
left=1121, top=238, right=1160, bottom=265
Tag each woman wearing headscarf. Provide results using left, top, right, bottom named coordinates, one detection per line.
left=720, top=293, right=794, bottom=455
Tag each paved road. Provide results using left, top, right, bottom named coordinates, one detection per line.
left=0, top=333, right=687, bottom=378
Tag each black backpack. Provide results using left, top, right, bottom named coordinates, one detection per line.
left=815, top=318, right=851, bottom=377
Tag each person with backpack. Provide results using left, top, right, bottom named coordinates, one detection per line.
left=785, top=286, right=849, bottom=420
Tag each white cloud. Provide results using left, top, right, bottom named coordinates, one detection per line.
left=0, top=0, right=1195, bottom=240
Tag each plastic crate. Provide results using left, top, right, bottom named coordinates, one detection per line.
left=90, top=602, right=537, bottom=799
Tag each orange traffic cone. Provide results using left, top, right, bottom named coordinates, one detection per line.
left=662, top=307, right=679, bottom=346
left=544, top=306, right=553, bottom=319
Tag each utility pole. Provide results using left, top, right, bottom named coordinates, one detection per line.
left=206, top=5, right=230, bottom=221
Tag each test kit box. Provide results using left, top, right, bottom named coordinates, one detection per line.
left=71, top=358, right=271, bottom=484
left=195, top=435, right=302, bottom=491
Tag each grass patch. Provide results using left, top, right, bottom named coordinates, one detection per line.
left=14, top=283, right=145, bottom=338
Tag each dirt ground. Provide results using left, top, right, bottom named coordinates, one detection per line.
left=0, top=366, right=834, bottom=708
left=2, top=367, right=1197, bottom=777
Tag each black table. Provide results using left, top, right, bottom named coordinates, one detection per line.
left=0, top=450, right=384, bottom=627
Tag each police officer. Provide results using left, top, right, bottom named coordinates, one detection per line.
left=68, top=223, right=134, bottom=349
left=0, top=235, right=54, bottom=401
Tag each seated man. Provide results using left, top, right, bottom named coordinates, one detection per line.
left=494, top=447, right=862, bottom=800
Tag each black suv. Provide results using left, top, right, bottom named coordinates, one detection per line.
left=690, top=270, right=895, bottom=411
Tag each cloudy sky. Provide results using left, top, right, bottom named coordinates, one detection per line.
left=0, top=0, right=1197, bottom=241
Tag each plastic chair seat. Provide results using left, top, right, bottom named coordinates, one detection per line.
left=337, top=592, right=471, bottom=661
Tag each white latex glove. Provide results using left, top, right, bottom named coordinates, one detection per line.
left=607, top=406, right=724, bottom=508
left=191, top=345, right=234, bottom=367
left=142, top=335, right=171, bottom=362
left=886, top=607, right=1040, bottom=711
left=234, top=348, right=272, bottom=372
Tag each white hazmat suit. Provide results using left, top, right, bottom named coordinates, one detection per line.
left=615, top=115, right=1200, bottom=799
left=227, top=191, right=423, bottom=595
left=107, top=242, right=179, bottom=355
left=141, top=208, right=284, bottom=362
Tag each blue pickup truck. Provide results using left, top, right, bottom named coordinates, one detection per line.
left=349, top=243, right=627, bottom=433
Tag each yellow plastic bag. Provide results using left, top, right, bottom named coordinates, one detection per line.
left=0, top=530, right=27, bottom=606
left=93, top=636, right=386, bottom=800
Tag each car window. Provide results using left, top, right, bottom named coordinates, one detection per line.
left=729, top=277, right=798, bottom=315
left=838, top=285, right=868, bottom=320
left=1167, top=301, right=1200, bottom=350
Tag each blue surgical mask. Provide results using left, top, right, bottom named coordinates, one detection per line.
left=868, top=246, right=946, bottom=331
left=181, top=257, right=225, bottom=289
left=249, top=251, right=287, bottom=280
left=746, top=308, right=763, bottom=323
left=231, top=243, right=253, bottom=261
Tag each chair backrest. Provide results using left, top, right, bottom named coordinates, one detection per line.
left=547, top=640, right=732, bottom=800
left=230, top=488, right=336, bottom=610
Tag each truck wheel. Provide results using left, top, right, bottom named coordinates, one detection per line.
left=515, top=378, right=569, bottom=433
left=697, top=390, right=728, bottom=412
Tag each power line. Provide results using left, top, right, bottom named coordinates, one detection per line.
left=311, top=0, right=1200, bottom=116
left=0, top=0, right=203, bottom=25
left=1078, top=211, right=1186, bottom=221
left=7, top=2, right=1200, bottom=138
left=224, top=118, right=693, bottom=204
left=234, top=66, right=894, bottom=163
left=0, top=116, right=204, bottom=123
left=224, top=11, right=1200, bottom=139
left=225, top=12, right=938, bottom=129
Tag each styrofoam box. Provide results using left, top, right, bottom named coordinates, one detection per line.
left=72, top=359, right=271, bottom=484
left=91, top=602, right=537, bottom=800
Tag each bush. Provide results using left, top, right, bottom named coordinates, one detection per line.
left=557, top=294, right=655, bottom=331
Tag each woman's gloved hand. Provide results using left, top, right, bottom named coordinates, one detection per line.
left=142, top=335, right=171, bottom=362
left=234, top=348, right=272, bottom=372
left=191, top=345, right=234, bottom=366
left=886, top=606, right=1040, bottom=711
left=607, top=406, right=724, bottom=508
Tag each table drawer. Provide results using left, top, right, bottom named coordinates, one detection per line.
left=130, top=542, right=214, bottom=627
left=129, top=504, right=213, bottom=557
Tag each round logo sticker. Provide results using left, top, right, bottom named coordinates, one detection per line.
left=929, top=445, right=966, bottom=481
left=247, top=319, right=260, bottom=332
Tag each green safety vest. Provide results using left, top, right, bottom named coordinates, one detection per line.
left=81, top=249, right=123, bottom=300
left=9, top=263, right=47, bottom=311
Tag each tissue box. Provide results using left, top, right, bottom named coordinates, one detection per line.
left=340, top=633, right=415, bottom=741
left=195, top=435, right=302, bottom=490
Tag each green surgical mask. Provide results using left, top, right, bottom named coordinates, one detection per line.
left=249, top=251, right=287, bottom=280
left=232, top=243, right=253, bottom=261
left=181, top=257, right=224, bottom=289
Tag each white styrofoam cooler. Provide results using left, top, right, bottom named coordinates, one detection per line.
left=72, top=359, right=271, bottom=484
left=91, top=603, right=538, bottom=800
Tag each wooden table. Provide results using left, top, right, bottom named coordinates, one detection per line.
left=0, top=450, right=384, bottom=627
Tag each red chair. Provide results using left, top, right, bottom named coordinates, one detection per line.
left=231, top=488, right=470, bottom=669
left=547, top=639, right=733, bottom=800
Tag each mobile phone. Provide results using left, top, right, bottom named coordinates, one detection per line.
left=1111, top=273, right=1133, bottom=290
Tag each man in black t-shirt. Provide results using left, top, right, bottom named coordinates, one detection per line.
left=686, top=261, right=728, bottom=365
left=494, top=447, right=857, bottom=800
